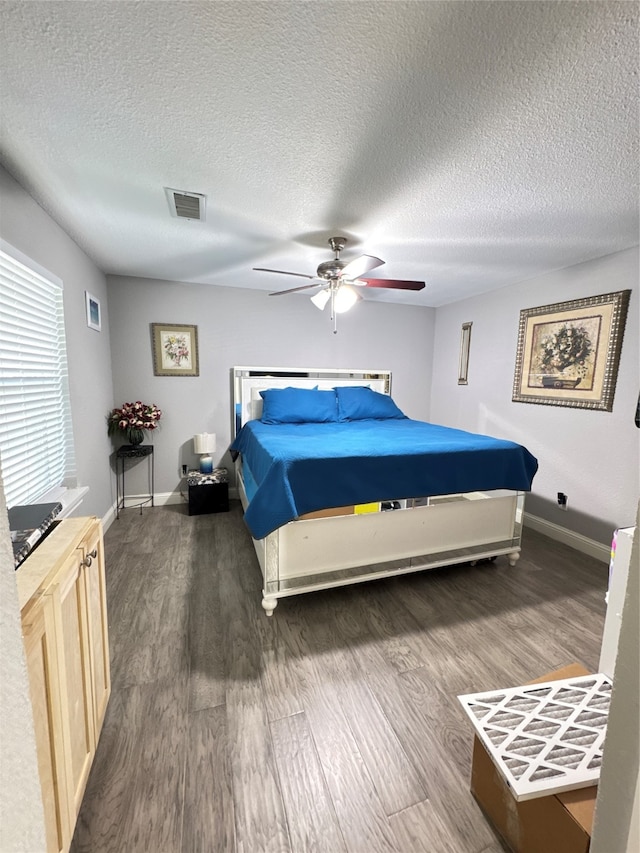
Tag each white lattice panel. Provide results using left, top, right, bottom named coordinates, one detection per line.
left=458, top=673, right=611, bottom=800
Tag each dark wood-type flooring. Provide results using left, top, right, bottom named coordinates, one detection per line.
left=70, top=502, right=607, bottom=853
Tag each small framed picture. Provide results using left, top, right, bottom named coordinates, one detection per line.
left=85, top=291, right=101, bottom=331
left=151, top=323, right=199, bottom=376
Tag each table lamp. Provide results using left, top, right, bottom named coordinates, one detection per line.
left=193, top=432, right=216, bottom=474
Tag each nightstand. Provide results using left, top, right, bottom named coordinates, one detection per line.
left=187, top=468, right=229, bottom=515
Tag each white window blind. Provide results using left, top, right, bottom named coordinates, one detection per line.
left=0, top=243, right=76, bottom=508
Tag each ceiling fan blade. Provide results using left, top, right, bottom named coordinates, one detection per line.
left=254, top=267, right=316, bottom=280
left=356, top=277, right=426, bottom=291
left=269, top=283, right=323, bottom=296
left=340, top=254, right=384, bottom=280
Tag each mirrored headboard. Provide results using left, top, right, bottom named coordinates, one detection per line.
left=232, top=366, right=391, bottom=435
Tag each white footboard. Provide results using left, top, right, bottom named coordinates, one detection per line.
left=235, top=459, right=524, bottom=615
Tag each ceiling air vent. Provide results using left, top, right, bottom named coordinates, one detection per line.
left=164, top=188, right=206, bottom=221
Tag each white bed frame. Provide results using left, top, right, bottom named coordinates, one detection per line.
left=233, top=366, right=524, bottom=615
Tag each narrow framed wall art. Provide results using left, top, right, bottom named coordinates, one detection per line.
left=458, top=321, right=472, bottom=385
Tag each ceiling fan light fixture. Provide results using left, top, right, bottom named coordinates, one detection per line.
left=310, top=289, right=331, bottom=310
left=334, top=285, right=359, bottom=313
left=260, top=237, right=426, bottom=330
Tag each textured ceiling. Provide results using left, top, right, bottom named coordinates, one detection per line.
left=0, top=1, right=637, bottom=307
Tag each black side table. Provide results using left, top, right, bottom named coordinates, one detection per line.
left=116, top=445, right=154, bottom=519
left=188, top=468, right=229, bottom=516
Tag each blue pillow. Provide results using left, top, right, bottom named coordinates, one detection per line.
left=335, top=386, right=407, bottom=421
left=260, top=387, right=338, bottom=424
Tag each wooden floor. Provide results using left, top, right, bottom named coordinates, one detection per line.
left=70, top=502, right=608, bottom=853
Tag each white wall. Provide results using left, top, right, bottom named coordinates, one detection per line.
left=430, top=248, right=639, bottom=546
left=0, top=471, right=46, bottom=852
left=107, top=275, right=435, bottom=498
left=0, top=165, right=115, bottom=520
left=591, top=507, right=639, bottom=853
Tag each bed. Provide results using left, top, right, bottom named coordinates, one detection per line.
left=231, top=366, right=538, bottom=615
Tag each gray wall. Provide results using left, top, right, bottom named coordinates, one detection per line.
left=0, top=165, right=638, bottom=850
left=0, top=166, right=115, bottom=852
left=430, top=248, right=639, bottom=545
left=107, top=275, right=435, bottom=498
left=0, top=166, right=115, bottom=520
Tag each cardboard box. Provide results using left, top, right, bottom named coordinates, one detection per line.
left=470, top=663, right=597, bottom=853
left=299, top=505, right=354, bottom=520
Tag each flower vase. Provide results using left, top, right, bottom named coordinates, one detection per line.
left=126, top=429, right=145, bottom=446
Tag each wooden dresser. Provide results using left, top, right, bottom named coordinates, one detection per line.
left=16, top=516, right=111, bottom=853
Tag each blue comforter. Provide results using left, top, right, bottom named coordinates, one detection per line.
left=230, top=419, right=538, bottom=540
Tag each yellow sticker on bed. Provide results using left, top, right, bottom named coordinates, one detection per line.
left=354, top=503, right=380, bottom=514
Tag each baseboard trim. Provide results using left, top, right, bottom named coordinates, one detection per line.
left=104, top=497, right=609, bottom=564
left=115, top=490, right=187, bottom=508
left=524, top=512, right=610, bottom=563
left=154, top=490, right=186, bottom=506
left=101, top=491, right=185, bottom=532
left=103, top=498, right=608, bottom=564
left=102, top=504, right=116, bottom=534
left=102, top=487, right=239, bottom=527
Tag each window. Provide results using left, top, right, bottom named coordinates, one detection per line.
left=0, top=241, right=76, bottom=508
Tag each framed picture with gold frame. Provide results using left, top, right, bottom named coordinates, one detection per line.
left=512, top=290, right=630, bottom=411
left=151, top=323, right=199, bottom=376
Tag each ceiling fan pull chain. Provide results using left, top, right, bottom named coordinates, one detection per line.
left=330, top=287, right=337, bottom=334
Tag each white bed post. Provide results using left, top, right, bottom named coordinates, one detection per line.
left=261, top=596, right=278, bottom=616
left=262, top=526, right=280, bottom=615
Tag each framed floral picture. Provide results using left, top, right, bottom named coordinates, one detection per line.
left=151, top=323, right=199, bottom=376
left=512, top=290, right=630, bottom=411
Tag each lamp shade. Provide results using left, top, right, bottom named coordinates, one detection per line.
left=193, top=433, right=216, bottom=455
left=310, top=289, right=331, bottom=310
left=334, top=285, right=358, bottom=313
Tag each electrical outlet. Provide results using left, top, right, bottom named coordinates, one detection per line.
left=557, top=492, right=568, bottom=511
left=181, top=464, right=188, bottom=476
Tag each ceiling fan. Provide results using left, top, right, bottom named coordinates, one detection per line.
left=253, top=237, right=425, bottom=333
